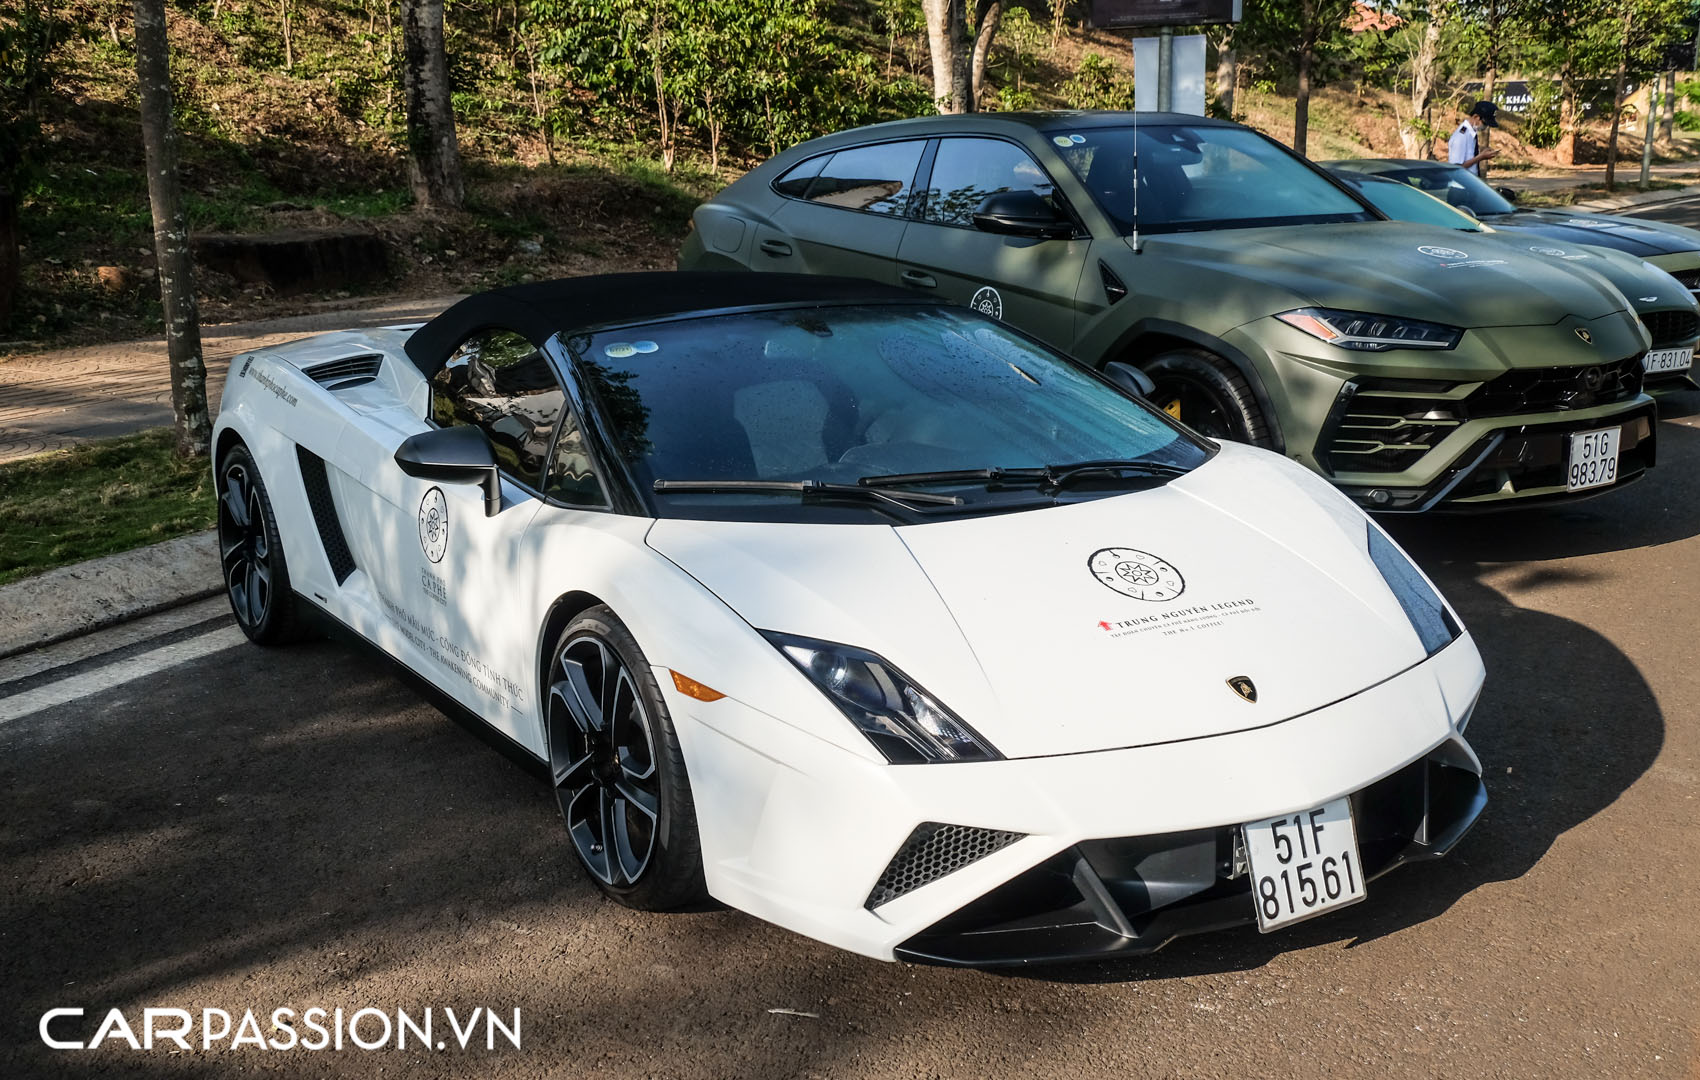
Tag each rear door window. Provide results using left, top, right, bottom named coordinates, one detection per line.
left=797, top=141, right=926, bottom=216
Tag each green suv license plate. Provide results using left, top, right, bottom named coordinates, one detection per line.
left=1567, top=427, right=1621, bottom=492
left=1644, top=347, right=1693, bottom=374
left=1242, top=798, right=1366, bottom=932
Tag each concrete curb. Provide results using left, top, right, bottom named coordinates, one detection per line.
left=1572, top=183, right=1700, bottom=212
left=0, top=530, right=222, bottom=659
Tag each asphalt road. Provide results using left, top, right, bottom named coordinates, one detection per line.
left=4, top=393, right=1699, bottom=1079
left=1631, top=195, right=1700, bottom=230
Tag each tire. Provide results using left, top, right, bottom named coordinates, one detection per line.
left=216, top=443, right=308, bottom=645
left=1142, top=348, right=1274, bottom=448
left=544, top=606, right=707, bottom=911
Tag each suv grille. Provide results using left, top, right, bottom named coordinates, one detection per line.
left=865, top=823, right=1024, bottom=909
left=1324, top=359, right=1644, bottom=474
left=1640, top=309, right=1699, bottom=349
left=1666, top=268, right=1700, bottom=293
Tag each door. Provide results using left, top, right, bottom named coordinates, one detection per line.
left=766, top=139, right=929, bottom=285
left=896, top=136, right=1092, bottom=351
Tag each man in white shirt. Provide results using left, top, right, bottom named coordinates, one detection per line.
left=1447, top=101, right=1499, bottom=175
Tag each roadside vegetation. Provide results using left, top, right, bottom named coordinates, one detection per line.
left=0, top=429, right=216, bottom=585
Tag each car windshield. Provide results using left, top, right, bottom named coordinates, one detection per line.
left=1335, top=173, right=1484, bottom=231
left=565, top=305, right=1207, bottom=523
left=1050, top=124, right=1373, bottom=235
left=1345, top=162, right=1516, bottom=217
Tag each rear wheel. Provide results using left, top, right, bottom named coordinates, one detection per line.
left=1143, top=349, right=1273, bottom=448
left=544, top=606, right=706, bottom=911
left=216, top=444, right=307, bottom=645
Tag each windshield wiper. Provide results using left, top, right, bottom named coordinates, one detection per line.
left=652, top=479, right=963, bottom=508
left=859, top=459, right=1189, bottom=493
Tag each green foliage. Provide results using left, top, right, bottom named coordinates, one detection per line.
left=996, top=5, right=1046, bottom=92
left=1523, top=76, right=1561, bottom=148
left=1063, top=52, right=1134, bottom=111
left=527, top=0, right=930, bottom=166
left=0, top=0, right=81, bottom=184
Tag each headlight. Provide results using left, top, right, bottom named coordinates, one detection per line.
left=1367, top=525, right=1461, bottom=655
left=763, top=632, right=1001, bottom=764
left=1277, top=308, right=1462, bottom=351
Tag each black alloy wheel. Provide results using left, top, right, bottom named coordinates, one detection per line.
left=1143, top=349, right=1273, bottom=448
left=545, top=606, right=706, bottom=910
left=217, top=445, right=304, bottom=644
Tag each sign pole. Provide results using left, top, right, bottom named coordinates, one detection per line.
left=1157, top=26, right=1174, bottom=111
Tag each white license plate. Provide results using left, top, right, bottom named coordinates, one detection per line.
left=1567, top=426, right=1621, bottom=492
left=1242, top=798, right=1366, bottom=932
left=1644, top=347, right=1693, bottom=374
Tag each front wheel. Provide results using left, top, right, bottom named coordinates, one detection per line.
left=1142, top=349, right=1274, bottom=448
left=544, top=606, right=707, bottom=911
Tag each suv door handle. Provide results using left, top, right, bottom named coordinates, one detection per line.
left=900, top=270, right=937, bottom=288
left=759, top=239, right=792, bottom=257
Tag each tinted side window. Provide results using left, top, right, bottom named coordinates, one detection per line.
left=921, top=138, right=1057, bottom=227
left=544, top=413, right=606, bottom=507
left=773, top=154, right=827, bottom=198
left=432, top=329, right=564, bottom=491
left=803, top=141, right=925, bottom=215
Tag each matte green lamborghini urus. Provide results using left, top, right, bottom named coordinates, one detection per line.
left=680, top=111, right=1657, bottom=511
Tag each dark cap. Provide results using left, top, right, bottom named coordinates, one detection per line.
left=1468, top=100, right=1498, bottom=127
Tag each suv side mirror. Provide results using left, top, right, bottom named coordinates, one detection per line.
left=1102, top=361, right=1157, bottom=399
left=395, top=425, right=503, bottom=516
left=972, top=191, right=1074, bottom=240
left=1496, top=186, right=1519, bottom=203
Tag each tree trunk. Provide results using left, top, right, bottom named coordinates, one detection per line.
left=970, top=0, right=1003, bottom=111
left=1604, top=9, right=1633, bottom=192
left=923, top=0, right=968, bottom=113
left=280, top=0, right=293, bottom=70
left=1294, top=43, right=1312, bottom=157
left=0, top=187, right=18, bottom=330
left=1214, top=31, right=1236, bottom=118
left=1482, top=3, right=1497, bottom=104
left=1556, top=59, right=1577, bottom=166
left=400, top=0, right=464, bottom=209
left=1401, top=5, right=1447, bottom=159
left=1660, top=69, right=1674, bottom=143
left=133, top=0, right=211, bottom=459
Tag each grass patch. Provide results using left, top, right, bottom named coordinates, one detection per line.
left=0, top=430, right=217, bottom=586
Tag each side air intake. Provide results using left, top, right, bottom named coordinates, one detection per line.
left=865, top=823, right=1025, bottom=909
left=303, top=354, right=383, bottom=391
left=295, top=446, right=357, bottom=584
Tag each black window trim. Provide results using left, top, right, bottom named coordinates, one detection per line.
left=427, top=326, right=619, bottom=514
left=767, top=137, right=932, bottom=220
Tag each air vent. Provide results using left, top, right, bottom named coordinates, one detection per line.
left=304, top=354, right=383, bottom=391
left=865, top=823, right=1024, bottom=909
left=1099, top=261, right=1128, bottom=304
left=296, top=447, right=357, bottom=584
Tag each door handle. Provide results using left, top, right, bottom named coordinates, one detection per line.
left=759, top=239, right=793, bottom=257
left=900, top=270, right=937, bottom=288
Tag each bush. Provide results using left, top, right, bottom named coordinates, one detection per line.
left=1064, top=52, right=1135, bottom=111
left=1523, top=79, right=1561, bottom=149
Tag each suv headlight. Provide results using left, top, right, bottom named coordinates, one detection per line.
left=764, top=632, right=1001, bottom=764
left=1278, top=308, right=1462, bottom=351
left=1367, top=525, right=1461, bottom=655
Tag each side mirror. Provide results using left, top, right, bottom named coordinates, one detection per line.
left=1496, top=186, right=1519, bottom=204
left=972, top=191, right=1074, bottom=240
left=395, top=425, right=502, bottom=517
left=1102, top=361, right=1157, bottom=399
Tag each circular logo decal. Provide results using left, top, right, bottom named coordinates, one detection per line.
left=970, top=286, right=1004, bottom=320
left=418, top=487, right=448, bottom=564
left=603, top=342, right=637, bottom=358
left=1529, top=245, right=1569, bottom=257
left=1418, top=245, right=1470, bottom=260
left=1087, top=547, right=1185, bottom=602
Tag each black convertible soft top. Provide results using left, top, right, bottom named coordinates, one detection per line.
left=404, top=271, right=920, bottom=378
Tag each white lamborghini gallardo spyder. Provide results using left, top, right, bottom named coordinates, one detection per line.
left=213, top=272, right=1486, bottom=966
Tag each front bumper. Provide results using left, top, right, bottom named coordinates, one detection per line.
left=667, top=633, right=1485, bottom=964
left=896, top=743, right=1485, bottom=966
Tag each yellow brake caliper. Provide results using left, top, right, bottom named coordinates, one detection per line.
left=1163, top=398, right=1184, bottom=419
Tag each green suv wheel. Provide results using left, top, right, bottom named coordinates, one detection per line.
left=1143, top=349, right=1272, bottom=448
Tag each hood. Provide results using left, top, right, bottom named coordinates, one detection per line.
left=1137, top=220, right=1629, bottom=328
left=1488, top=209, right=1700, bottom=257
left=646, top=447, right=1433, bottom=759
left=1486, top=237, right=1695, bottom=313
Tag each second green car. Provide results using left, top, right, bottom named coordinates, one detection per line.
left=681, top=111, right=1656, bottom=511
